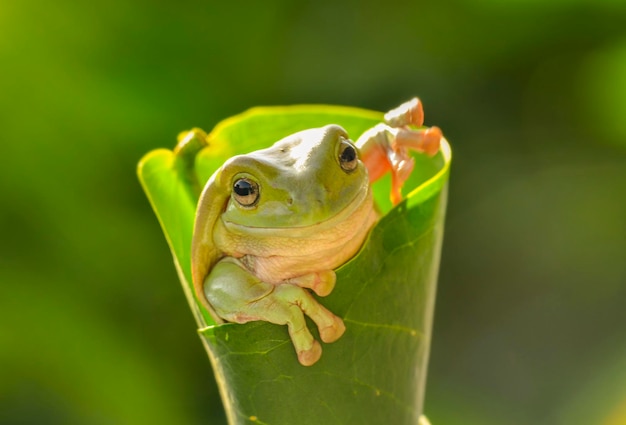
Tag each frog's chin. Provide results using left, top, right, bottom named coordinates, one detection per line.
left=222, top=187, right=373, bottom=236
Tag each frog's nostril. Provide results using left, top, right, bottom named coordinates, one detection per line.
left=286, top=197, right=293, bottom=205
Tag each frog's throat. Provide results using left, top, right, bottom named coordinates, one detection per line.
left=220, top=186, right=374, bottom=237
left=214, top=188, right=377, bottom=284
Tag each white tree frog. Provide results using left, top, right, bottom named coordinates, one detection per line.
left=191, top=98, right=442, bottom=366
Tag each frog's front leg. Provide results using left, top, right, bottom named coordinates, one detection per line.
left=356, top=97, right=443, bottom=205
left=205, top=258, right=345, bottom=366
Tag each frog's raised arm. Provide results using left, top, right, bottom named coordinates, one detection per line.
left=191, top=170, right=229, bottom=323
left=356, top=97, right=442, bottom=204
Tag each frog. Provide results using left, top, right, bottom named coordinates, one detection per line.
left=191, top=98, right=442, bottom=366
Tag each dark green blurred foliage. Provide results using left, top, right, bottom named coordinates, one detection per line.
left=1, top=1, right=625, bottom=424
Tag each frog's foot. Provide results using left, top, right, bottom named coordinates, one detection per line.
left=355, top=98, right=443, bottom=205
left=383, top=97, right=425, bottom=128
left=218, top=285, right=325, bottom=366
left=206, top=260, right=342, bottom=365
left=271, top=284, right=345, bottom=364
left=394, top=126, right=442, bottom=157
left=384, top=97, right=442, bottom=157
left=278, top=300, right=322, bottom=366
left=273, top=284, right=345, bottom=343
left=287, top=270, right=336, bottom=297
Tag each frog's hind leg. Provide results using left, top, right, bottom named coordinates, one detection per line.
left=244, top=284, right=345, bottom=366
left=205, top=259, right=344, bottom=366
left=272, top=283, right=345, bottom=345
left=247, top=286, right=324, bottom=366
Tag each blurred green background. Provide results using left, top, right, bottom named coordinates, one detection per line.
left=1, top=1, right=625, bottom=424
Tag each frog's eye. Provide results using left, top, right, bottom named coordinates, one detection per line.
left=338, top=139, right=358, bottom=173
left=233, top=178, right=259, bottom=207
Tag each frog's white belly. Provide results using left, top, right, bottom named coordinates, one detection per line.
left=214, top=191, right=378, bottom=284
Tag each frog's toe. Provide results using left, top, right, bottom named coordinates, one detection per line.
left=297, top=340, right=322, bottom=366
left=422, top=126, right=442, bottom=156
left=312, top=270, right=336, bottom=297
left=384, top=97, right=424, bottom=128
left=319, top=315, right=346, bottom=343
left=287, top=270, right=336, bottom=297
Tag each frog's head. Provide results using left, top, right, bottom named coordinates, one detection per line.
left=216, top=124, right=370, bottom=229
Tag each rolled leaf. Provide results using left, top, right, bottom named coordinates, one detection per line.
left=138, top=104, right=451, bottom=425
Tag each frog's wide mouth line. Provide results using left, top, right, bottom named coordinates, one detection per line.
left=220, top=184, right=373, bottom=237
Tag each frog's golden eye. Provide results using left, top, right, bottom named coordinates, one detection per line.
left=233, top=178, right=259, bottom=207
left=338, top=139, right=358, bottom=173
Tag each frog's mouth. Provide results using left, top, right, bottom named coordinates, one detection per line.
left=221, top=186, right=374, bottom=237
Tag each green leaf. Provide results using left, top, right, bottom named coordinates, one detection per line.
left=138, top=104, right=451, bottom=425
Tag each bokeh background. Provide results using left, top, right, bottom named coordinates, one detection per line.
left=2, top=1, right=625, bottom=424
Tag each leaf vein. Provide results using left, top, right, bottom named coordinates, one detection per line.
left=344, top=318, right=422, bottom=337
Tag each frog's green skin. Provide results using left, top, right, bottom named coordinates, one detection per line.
left=191, top=98, right=442, bottom=366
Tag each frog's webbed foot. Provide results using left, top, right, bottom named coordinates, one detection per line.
left=205, top=259, right=345, bottom=366
left=272, top=282, right=345, bottom=343
left=356, top=97, right=443, bottom=205
left=249, top=283, right=345, bottom=365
